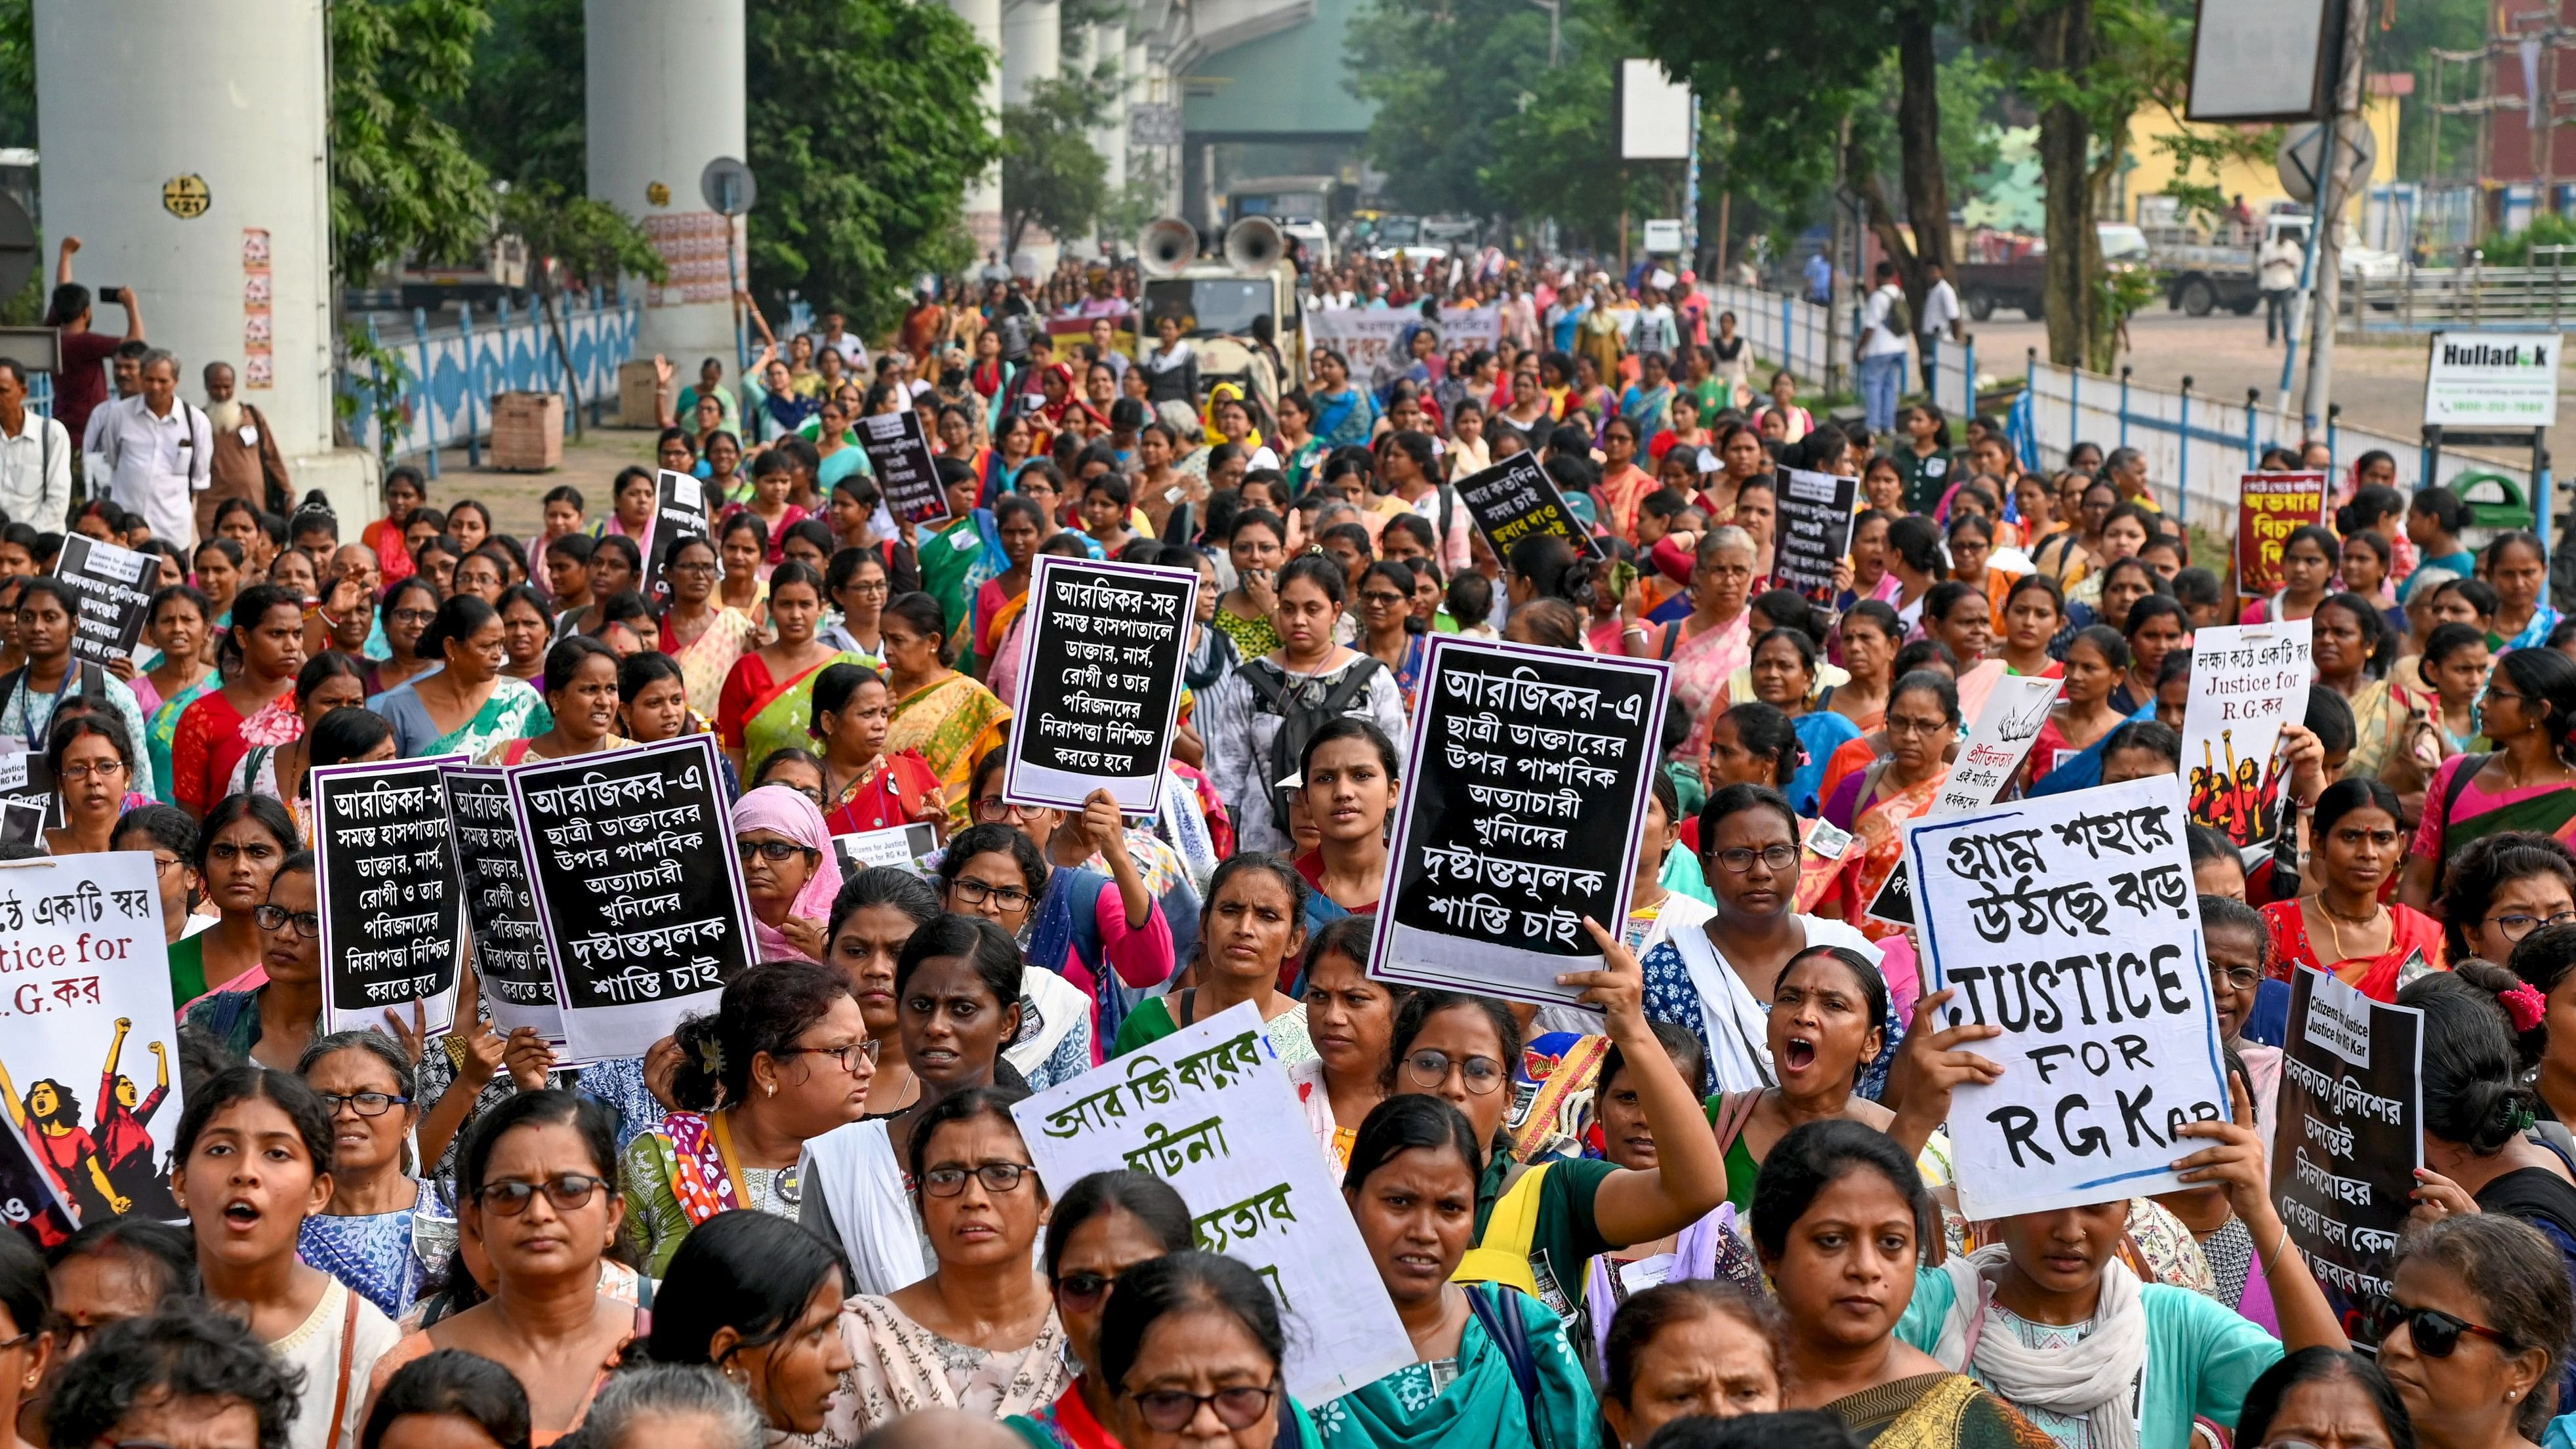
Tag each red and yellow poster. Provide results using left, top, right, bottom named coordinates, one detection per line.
left=2236, top=470, right=2330, bottom=594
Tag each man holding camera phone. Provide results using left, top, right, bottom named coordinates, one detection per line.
left=43, top=236, right=146, bottom=482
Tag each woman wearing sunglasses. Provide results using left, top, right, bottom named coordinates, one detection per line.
left=1101, top=1251, right=1318, bottom=1449
left=647, top=1211, right=856, bottom=1442
left=729, top=785, right=844, bottom=968
left=624, top=962, right=876, bottom=1277
left=184, top=849, right=327, bottom=1072
left=293, top=1031, right=434, bottom=1318
left=365, top=1092, right=640, bottom=1442
left=827, top=1086, right=1071, bottom=1439
left=1007, top=1170, right=1196, bottom=1449
left=173, top=1063, right=401, bottom=1449
left=1379, top=931, right=1727, bottom=1316
left=2376, top=1215, right=2572, bottom=1449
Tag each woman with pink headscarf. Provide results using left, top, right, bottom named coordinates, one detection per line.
left=730, top=785, right=844, bottom=966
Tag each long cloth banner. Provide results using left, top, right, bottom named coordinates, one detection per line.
left=1013, top=1002, right=1414, bottom=1404
left=2271, top=966, right=2423, bottom=1326
left=1372, top=638, right=1666, bottom=1005
left=1904, top=775, right=2230, bottom=1219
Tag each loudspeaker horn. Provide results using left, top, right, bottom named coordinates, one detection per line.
left=1223, top=216, right=1285, bottom=272
left=1138, top=218, right=1200, bottom=278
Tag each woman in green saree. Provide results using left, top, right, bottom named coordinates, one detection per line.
left=1313, top=1093, right=1599, bottom=1449
left=142, top=585, right=219, bottom=804
left=882, top=590, right=1012, bottom=831
left=717, top=560, right=864, bottom=781
left=2401, top=643, right=2576, bottom=910
left=918, top=459, right=1006, bottom=659
left=371, top=594, right=550, bottom=759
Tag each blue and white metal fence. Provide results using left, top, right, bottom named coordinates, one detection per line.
left=340, top=293, right=641, bottom=471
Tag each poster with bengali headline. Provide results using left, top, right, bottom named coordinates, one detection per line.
left=1902, top=775, right=2230, bottom=1219
left=2271, top=965, right=2422, bottom=1332
left=1453, top=450, right=1599, bottom=561
left=0, top=851, right=183, bottom=1227
left=441, top=765, right=567, bottom=1050
left=313, top=758, right=466, bottom=1038
left=2181, top=621, right=2311, bottom=848
left=512, top=735, right=756, bottom=1063
left=2236, top=472, right=2330, bottom=595
left=51, top=537, right=154, bottom=668
left=642, top=468, right=713, bottom=605
left=857, top=409, right=951, bottom=526
left=1012, top=1002, right=1414, bottom=1404
left=1774, top=468, right=1859, bottom=597
left=1865, top=672, right=2061, bottom=928
left=1003, top=556, right=1197, bottom=815
left=1370, top=638, right=1665, bottom=1006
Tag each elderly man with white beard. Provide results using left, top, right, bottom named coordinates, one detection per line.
left=198, top=359, right=291, bottom=538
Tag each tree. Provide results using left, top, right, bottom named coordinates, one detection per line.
left=745, top=0, right=1001, bottom=337
left=1002, top=75, right=1112, bottom=260
left=446, top=0, right=587, bottom=193
left=329, top=0, right=498, bottom=280
left=0, top=0, right=29, bottom=152
left=1345, top=0, right=1548, bottom=218
left=496, top=182, right=666, bottom=436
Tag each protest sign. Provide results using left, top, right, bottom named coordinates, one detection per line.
left=2272, top=966, right=2421, bottom=1326
left=2237, top=472, right=2330, bottom=595
left=0, top=1112, right=77, bottom=1247
left=2181, top=621, right=2310, bottom=847
left=1454, top=450, right=1598, bottom=561
left=312, top=758, right=465, bottom=1037
left=513, top=735, right=756, bottom=1062
left=0, top=749, right=47, bottom=846
left=1374, top=638, right=1666, bottom=1004
left=642, top=468, right=713, bottom=604
left=0, top=851, right=183, bottom=1225
left=1013, top=1002, right=1414, bottom=1403
left=831, top=824, right=940, bottom=879
left=1904, top=775, right=2230, bottom=1219
left=1003, top=556, right=1197, bottom=814
left=1865, top=672, right=2061, bottom=927
left=857, top=410, right=951, bottom=526
left=443, top=765, right=565, bottom=1049
left=1774, top=469, right=1860, bottom=596
left=51, top=537, right=154, bottom=667
left=1312, top=306, right=1502, bottom=388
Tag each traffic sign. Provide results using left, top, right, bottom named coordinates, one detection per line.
left=701, top=157, right=757, bottom=217
left=2277, top=119, right=2373, bottom=205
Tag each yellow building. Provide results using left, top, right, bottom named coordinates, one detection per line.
left=2120, top=79, right=2405, bottom=230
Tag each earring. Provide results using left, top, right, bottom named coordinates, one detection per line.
left=766, top=1082, right=776, bottom=1097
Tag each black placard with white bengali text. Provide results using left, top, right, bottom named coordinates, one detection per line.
left=1774, top=468, right=1859, bottom=596
left=52, top=537, right=154, bottom=666
left=858, top=410, right=951, bottom=525
left=1003, top=556, right=1198, bottom=814
left=442, top=765, right=566, bottom=1050
left=642, top=468, right=714, bottom=605
left=1453, top=451, right=1599, bottom=561
left=312, top=758, right=465, bottom=1036
left=2271, top=967, right=2423, bottom=1329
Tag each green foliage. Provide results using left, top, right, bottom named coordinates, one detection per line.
left=2476, top=214, right=2576, bottom=266
left=330, top=0, right=498, bottom=279
left=496, top=183, right=668, bottom=289
left=1002, top=75, right=1113, bottom=258
left=1938, top=51, right=2004, bottom=199
left=2379, top=0, right=2485, bottom=183
left=2092, top=262, right=2161, bottom=370
left=0, top=0, right=28, bottom=150
left=2151, top=123, right=2281, bottom=226
left=1620, top=0, right=1877, bottom=209
left=745, top=0, right=1000, bottom=337
left=446, top=0, right=587, bottom=193
left=337, top=323, right=415, bottom=466
left=1343, top=0, right=1549, bottom=217
left=1481, top=31, right=1677, bottom=248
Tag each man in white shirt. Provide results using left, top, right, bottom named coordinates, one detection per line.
left=1917, top=260, right=1963, bottom=398
left=2259, top=232, right=2302, bottom=346
left=813, top=308, right=868, bottom=367
left=94, top=348, right=210, bottom=546
left=1856, top=260, right=1910, bottom=433
left=0, top=360, right=70, bottom=531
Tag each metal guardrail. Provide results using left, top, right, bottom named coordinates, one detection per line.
left=340, top=292, right=641, bottom=472
left=2344, top=248, right=2576, bottom=332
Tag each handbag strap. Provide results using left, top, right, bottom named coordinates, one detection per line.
left=325, top=1284, right=361, bottom=1449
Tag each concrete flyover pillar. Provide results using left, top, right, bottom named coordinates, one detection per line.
left=1000, top=0, right=1063, bottom=274
left=586, top=0, right=746, bottom=373
left=33, top=0, right=375, bottom=531
left=946, top=0, right=1006, bottom=264
left=1090, top=21, right=1129, bottom=199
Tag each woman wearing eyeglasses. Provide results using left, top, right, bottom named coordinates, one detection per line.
left=1101, top=1251, right=1320, bottom=1449
left=1659, top=783, right=1888, bottom=1095
left=937, top=813, right=1169, bottom=1077
left=1380, top=938, right=1727, bottom=1316
left=1326, top=1093, right=1601, bottom=1449
left=184, top=849, right=327, bottom=1072
left=646, top=1210, right=856, bottom=1441
left=173, top=1063, right=402, bottom=1449
left=293, top=1031, right=435, bottom=1318
left=623, top=961, right=876, bottom=1278
left=658, top=535, right=761, bottom=723
left=40, top=714, right=136, bottom=857
left=1111, top=855, right=1313, bottom=1066
left=367, top=1092, right=640, bottom=1443
left=728, top=785, right=844, bottom=968
left=1821, top=672, right=1959, bottom=952
left=2375, top=1215, right=2571, bottom=1449
left=2438, top=834, right=2576, bottom=970
left=1006, top=1170, right=1196, bottom=1449
left=827, top=1086, right=1072, bottom=1439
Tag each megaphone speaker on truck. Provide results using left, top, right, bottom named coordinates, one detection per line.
left=1139, top=218, right=1200, bottom=279
left=1223, top=216, right=1285, bottom=273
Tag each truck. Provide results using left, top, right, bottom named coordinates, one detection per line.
left=1135, top=216, right=1308, bottom=410
left=2151, top=211, right=2400, bottom=316
left=1955, top=223, right=2155, bottom=321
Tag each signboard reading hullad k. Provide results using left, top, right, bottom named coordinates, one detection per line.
left=2424, top=331, right=2562, bottom=428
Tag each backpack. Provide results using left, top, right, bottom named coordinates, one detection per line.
left=1236, top=656, right=1385, bottom=828
left=1883, top=285, right=1914, bottom=340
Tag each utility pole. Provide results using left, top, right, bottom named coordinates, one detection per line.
left=1527, top=0, right=1559, bottom=68
left=2300, top=0, right=2371, bottom=440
